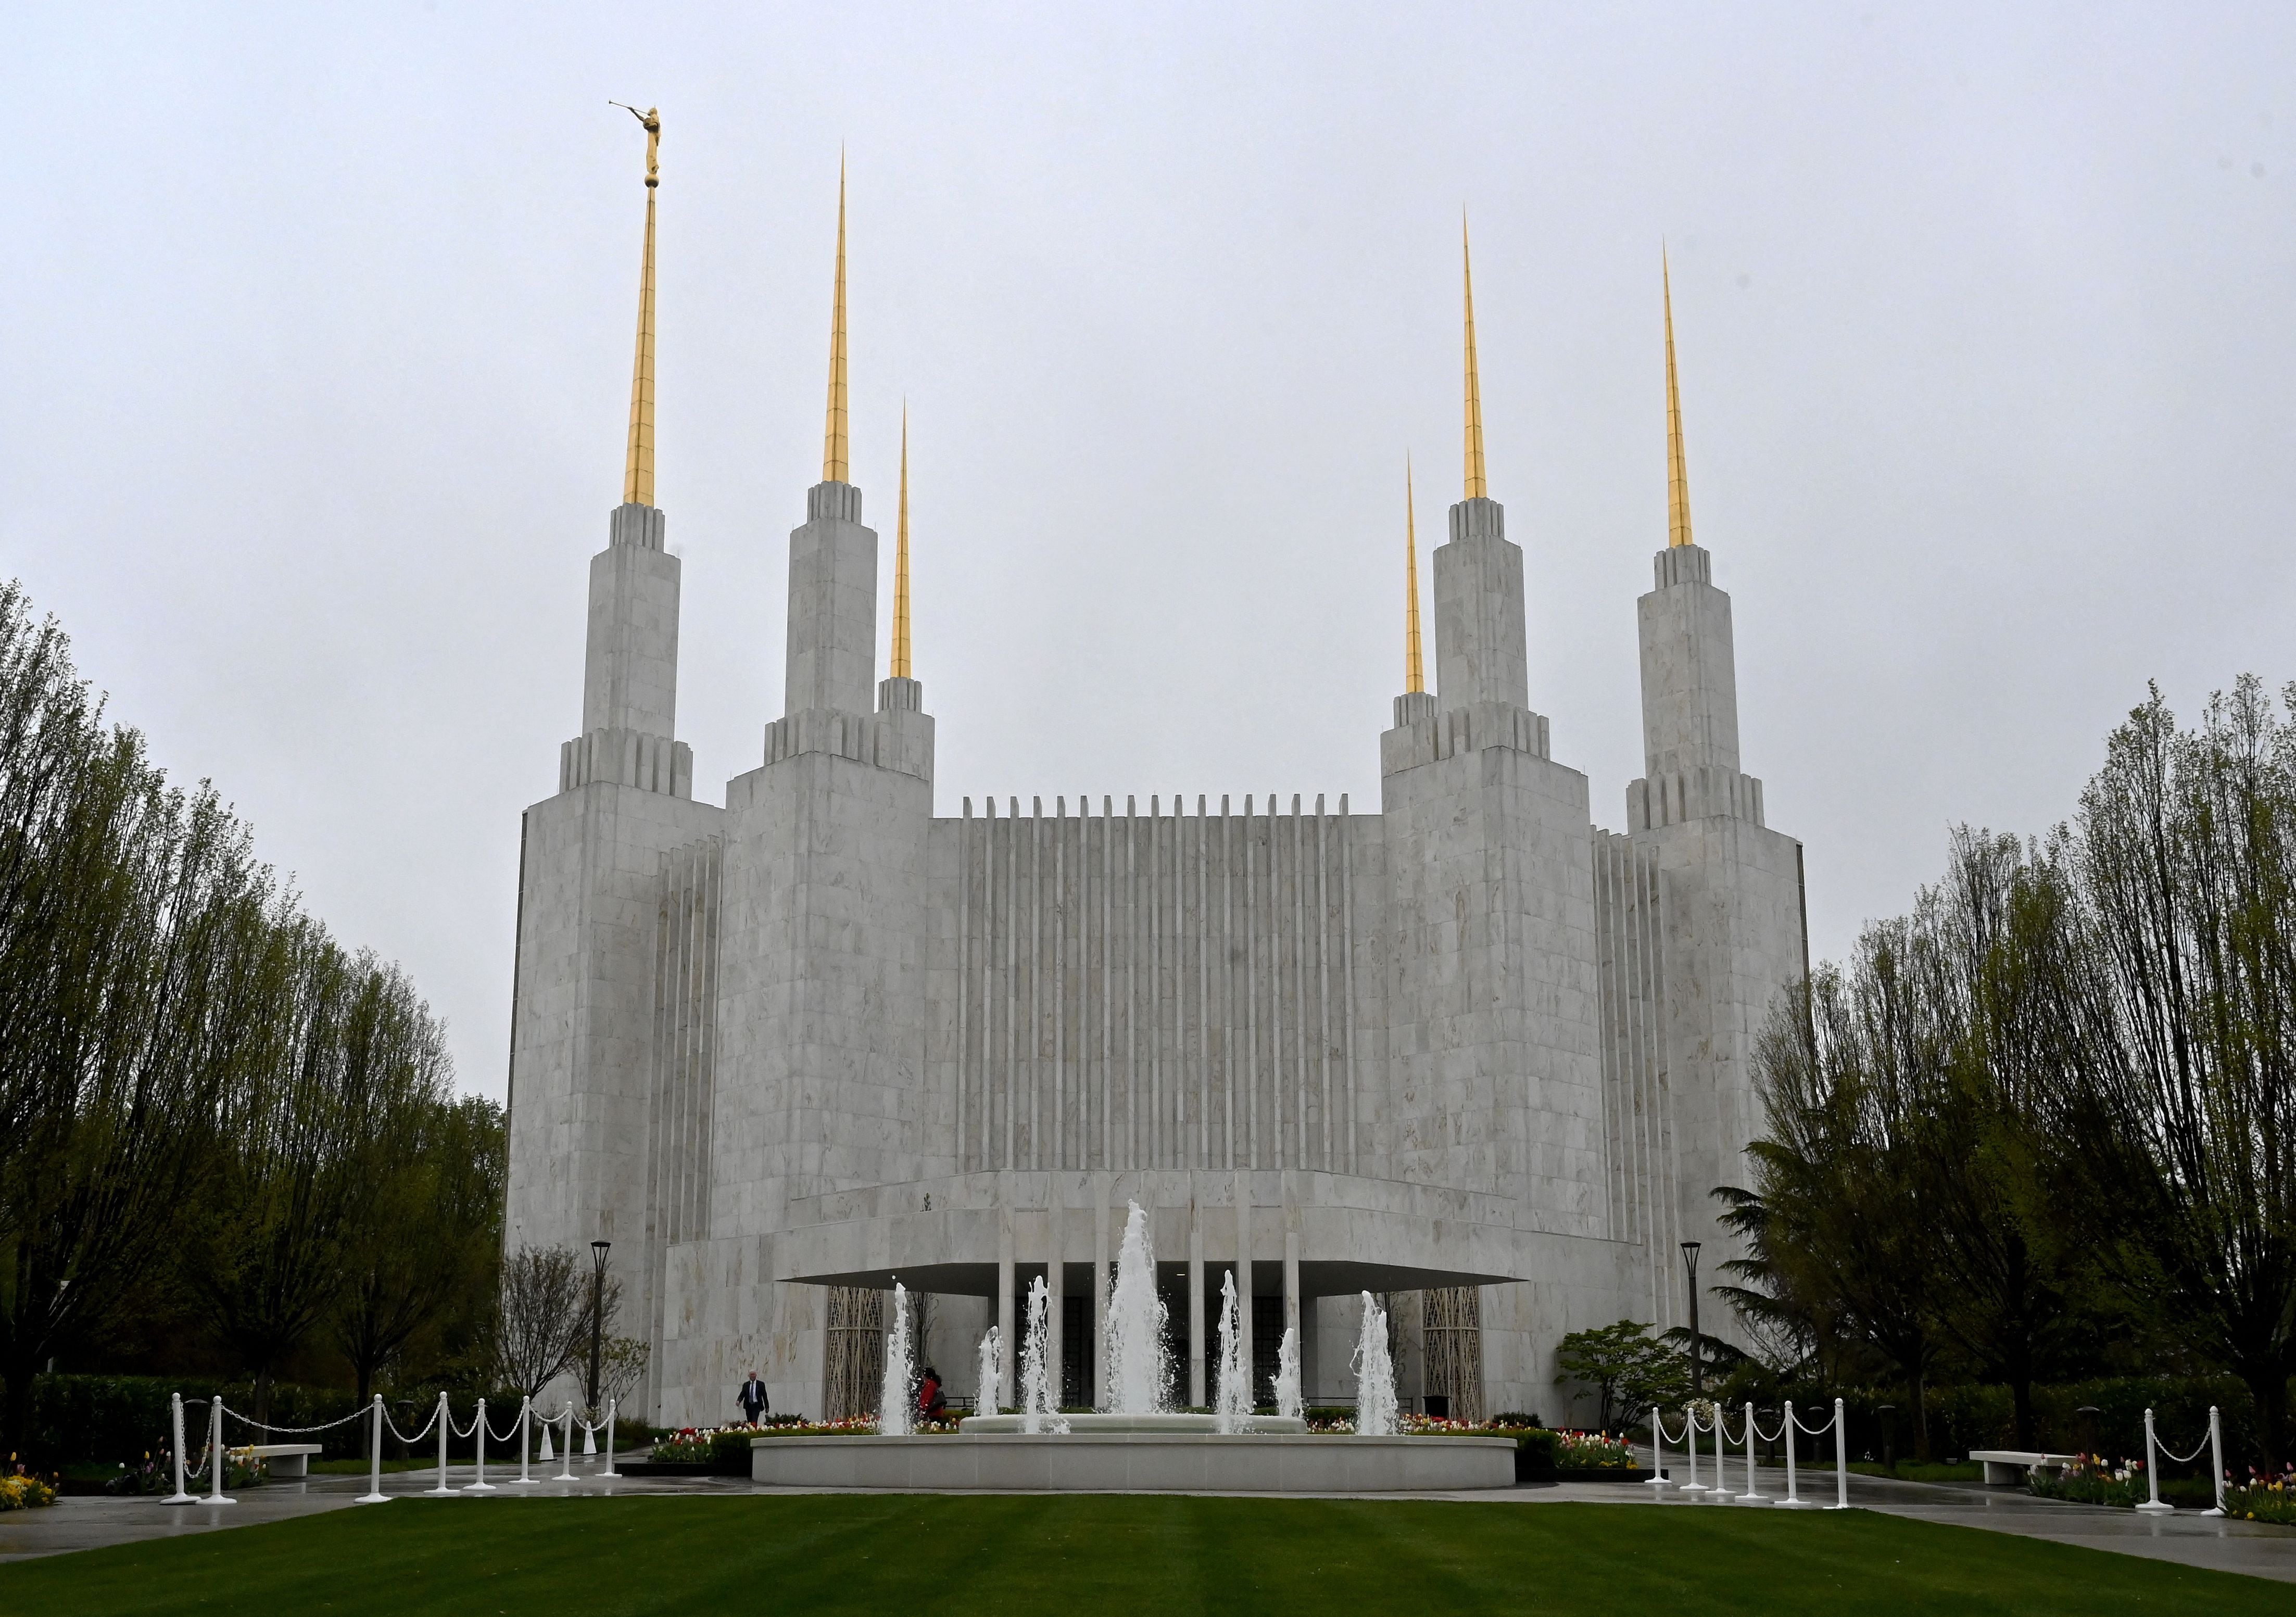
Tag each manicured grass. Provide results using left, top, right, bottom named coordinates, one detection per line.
left=0, top=1496, right=2280, bottom=1614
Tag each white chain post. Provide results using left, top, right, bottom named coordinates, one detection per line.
left=557, top=1404, right=576, bottom=1482
left=2202, top=1406, right=2226, bottom=1517
left=1646, top=1405, right=1669, bottom=1488
left=1778, top=1400, right=1811, bottom=1507
left=1713, top=1408, right=1729, bottom=1497
left=514, top=1396, right=536, bottom=1486
left=1828, top=1397, right=1849, bottom=1509
left=1682, top=1406, right=1706, bottom=1492
left=358, top=1395, right=387, bottom=1503
left=161, top=1393, right=195, bottom=1505
left=427, top=1391, right=456, bottom=1495
left=2137, top=1407, right=2173, bottom=1512
left=466, top=1396, right=495, bottom=1492
left=600, top=1398, right=619, bottom=1480
left=207, top=1396, right=236, bottom=1506
left=1737, top=1400, right=1764, bottom=1501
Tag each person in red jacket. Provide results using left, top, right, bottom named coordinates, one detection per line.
left=916, top=1367, right=946, bottom=1422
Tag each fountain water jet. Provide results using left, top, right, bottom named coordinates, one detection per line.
left=1351, top=1292, right=1396, bottom=1436
left=1020, top=1275, right=1067, bottom=1433
left=1103, top=1201, right=1168, bottom=1415
left=976, top=1325, right=1003, bottom=1417
left=1274, top=1325, right=1303, bottom=1422
left=879, top=1282, right=914, bottom=1435
left=1214, top=1270, right=1252, bottom=1433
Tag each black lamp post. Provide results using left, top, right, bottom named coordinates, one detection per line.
left=1680, top=1242, right=1704, bottom=1399
left=588, top=1240, right=611, bottom=1421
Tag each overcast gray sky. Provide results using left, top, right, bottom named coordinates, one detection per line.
left=5, top=4, right=2290, bottom=1101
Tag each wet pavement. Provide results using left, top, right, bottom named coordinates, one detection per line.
left=1542, top=1450, right=2296, bottom=1584
left=4, top=1450, right=2290, bottom=1585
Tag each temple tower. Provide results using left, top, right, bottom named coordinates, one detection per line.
left=1627, top=257, right=1807, bottom=1296
left=504, top=109, right=725, bottom=1394
left=671, top=162, right=938, bottom=1410
left=1378, top=218, right=1608, bottom=1397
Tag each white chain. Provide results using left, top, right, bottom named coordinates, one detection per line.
left=2156, top=1428, right=2212, bottom=1466
left=217, top=1400, right=371, bottom=1437
left=383, top=1403, right=442, bottom=1445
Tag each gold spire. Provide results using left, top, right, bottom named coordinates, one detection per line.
left=1663, top=249, right=1694, bottom=548
left=1404, top=457, right=1425, bottom=694
left=822, top=154, right=850, bottom=484
left=891, top=404, right=913, bottom=678
left=1462, top=211, right=1487, bottom=500
left=615, top=104, right=661, bottom=507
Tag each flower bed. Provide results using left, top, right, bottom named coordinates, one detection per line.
left=2028, top=1455, right=2147, bottom=1508
left=2224, top=1475, right=2296, bottom=1525
left=1, top=1472, right=57, bottom=1510
left=1553, top=1431, right=1638, bottom=1470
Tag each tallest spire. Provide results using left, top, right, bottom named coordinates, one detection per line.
left=619, top=104, right=661, bottom=507
left=1663, top=250, right=1694, bottom=549
left=1462, top=211, right=1487, bottom=500
left=822, top=154, right=851, bottom=484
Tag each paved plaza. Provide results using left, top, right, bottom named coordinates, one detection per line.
left=4, top=1455, right=2289, bottom=1584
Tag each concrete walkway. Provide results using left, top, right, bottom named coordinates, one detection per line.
left=1569, top=1454, right=2296, bottom=1584
left=4, top=1454, right=2290, bottom=1586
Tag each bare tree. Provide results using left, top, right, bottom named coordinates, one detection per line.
left=490, top=1245, right=609, bottom=1404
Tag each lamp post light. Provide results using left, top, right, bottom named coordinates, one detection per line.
left=1680, top=1242, right=1704, bottom=1400
left=588, top=1240, right=611, bottom=1426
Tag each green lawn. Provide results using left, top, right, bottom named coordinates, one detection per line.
left=1848, top=1461, right=1988, bottom=1483
left=0, top=1496, right=2279, bottom=1614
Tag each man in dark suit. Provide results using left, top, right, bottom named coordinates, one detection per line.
left=738, top=1372, right=769, bottom=1424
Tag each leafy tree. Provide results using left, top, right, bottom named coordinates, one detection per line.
left=333, top=1093, right=504, bottom=1404
left=2049, top=681, right=2296, bottom=1466
left=1553, top=1319, right=1689, bottom=1430
left=0, top=589, right=264, bottom=1456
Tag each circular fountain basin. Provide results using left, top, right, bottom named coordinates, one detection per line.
left=956, top=1412, right=1308, bottom=1435
left=751, top=1426, right=1515, bottom=1494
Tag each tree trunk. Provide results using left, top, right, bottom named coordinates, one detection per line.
left=254, top=1366, right=274, bottom=1433
left=1, top=1367, right=32, bottom=1469
left=2243, top=1363, right=2288, bottom=1473
left=1912, top=1369, right=1932, bottom=1461
left=2011, top=1374, right=2035, bottom=1453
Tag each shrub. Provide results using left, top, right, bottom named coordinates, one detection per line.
left=21, top=1375, right=372, bottom=1467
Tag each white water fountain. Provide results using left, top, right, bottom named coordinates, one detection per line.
left=1019, top=1274, right=1068, bottom=1434
left=754, top=1208, right=1510, bottom=1492
left=1275, top=1325, right=1303, bottom=1422
left=1213, top=1269, right=1252, bottom=1434
left=976, top=1325, right=1003, bottom=1417
left=878, top=1281, right=914, bottom=1435
left=1104, top=1201, right=1168, bottom=1415
left=1351, top=1291, right=1397, bottom=1436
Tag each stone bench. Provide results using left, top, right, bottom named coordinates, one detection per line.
left=242, top=1444, right=326, bottom=1477
left=1969, top=1450, right=2077, bottom=1485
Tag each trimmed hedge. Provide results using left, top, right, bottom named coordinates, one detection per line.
left=1795, top=1378, right=2265, bottom=1472
left=17, top=1375, right=519, bottom=1467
